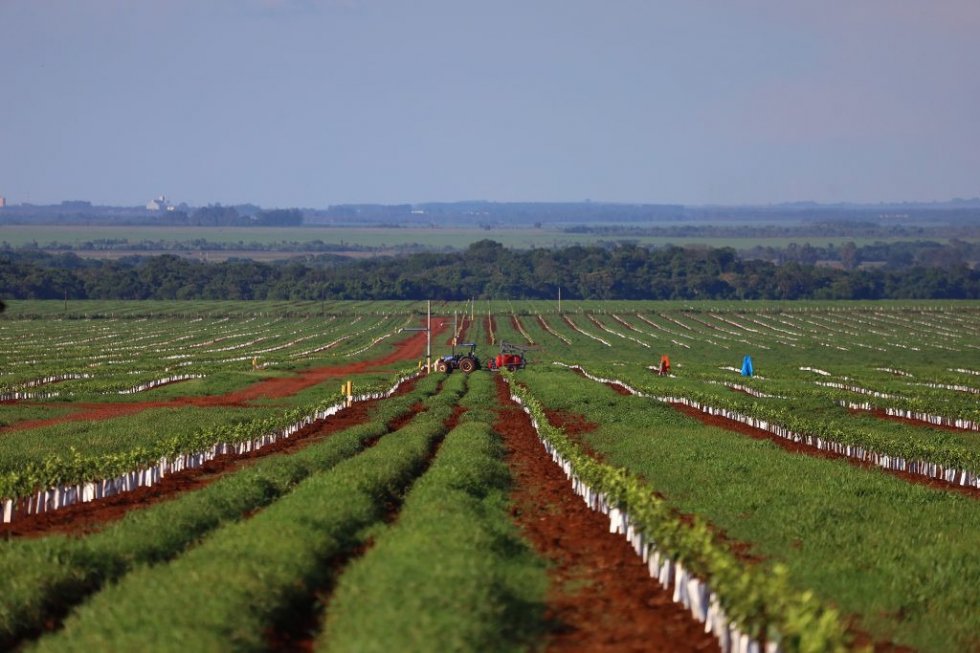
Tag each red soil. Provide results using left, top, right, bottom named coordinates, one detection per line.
left=2, top=320, right=445, bottom=433
left=542, top=408, right=598, bottom=436
left=0, top=378, right=424, bottom=539
left=538, top=398, right=762, bottom=566
left=493, top=376, right=720, bottom=653
left=587, top=315, right=606, bottom=330
left=606, top=381, right=633, bottom=396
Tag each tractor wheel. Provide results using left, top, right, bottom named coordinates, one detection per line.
left=435, top=360, right=449, bottom=373
left=458, top=357, right=477, bottom=373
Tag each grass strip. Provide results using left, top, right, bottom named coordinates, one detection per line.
left=589, top=362, right=980, bottom=479
left=318, top=371, right=546, bottom=652
left=523, top=365, right=980, bottom=653
left=510, top=371, right=850, bottom=653
left=26, top=373, right=465, bottom=652
left=0, top=373, right=442, bottom=649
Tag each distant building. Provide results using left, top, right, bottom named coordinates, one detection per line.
left=0, top=195, right=6, bottom=208
left=146, top=195, right=176, bottom=211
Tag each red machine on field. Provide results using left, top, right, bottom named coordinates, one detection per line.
left=486, top=341, right=533, bottom=372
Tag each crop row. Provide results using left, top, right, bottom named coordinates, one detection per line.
left=517, top=364, right=979, bottom=653
left=840, top=400, right=979, bottom=432
left=561, top=363, right=980, bottom=489
left=320, top=371, right=546, bottom=651
left=0, top=372, right=445, bottom=648
left=0, top=313, right=414, bottom=398
left=507, top=377, right=848, bottom=653
left=26, top=374, right=467, bottom=652
left=1, top=372, right=418, bottom=522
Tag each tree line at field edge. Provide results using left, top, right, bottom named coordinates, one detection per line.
left=0, top=240, right=977, bottom=302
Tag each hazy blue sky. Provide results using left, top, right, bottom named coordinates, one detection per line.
left=1, top=0, right=978, bottom=207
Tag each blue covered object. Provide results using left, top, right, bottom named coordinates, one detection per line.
left=741, top=355, right=754, bottom=377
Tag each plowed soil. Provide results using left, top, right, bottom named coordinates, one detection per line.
left=493, top=376, right=719, bottom=653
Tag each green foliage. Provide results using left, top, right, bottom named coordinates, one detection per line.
left=28, top=377, right=465, bottom=652
left=519, top=366, right=980, bottom=653
left=0, top=375, right=442, bottom=648
left=3, top=244, right=979, bottom=301
left=320, top=374, right=546, bottom=652
left=509, top=376, right=851, bottom=652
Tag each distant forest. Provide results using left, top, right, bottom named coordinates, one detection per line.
left=1, top=241, right=977, bottom=302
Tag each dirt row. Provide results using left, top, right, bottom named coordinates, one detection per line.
left=11, top=371, right=722, bottom=651
left=493, top=376, right=720, bottom=652
left=0, top=323, right=451, bottom=538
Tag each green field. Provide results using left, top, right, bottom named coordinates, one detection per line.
left=3, top=224, right=970, bottom=255
left=1, top=300, right=978, bottom=652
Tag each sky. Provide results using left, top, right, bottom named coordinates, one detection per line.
left=1, top=0, right=978, bottom=208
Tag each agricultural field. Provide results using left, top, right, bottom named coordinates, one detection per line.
left=1, top=299, right=978, bottom=652
left=5, top=224, right=970, bottom=260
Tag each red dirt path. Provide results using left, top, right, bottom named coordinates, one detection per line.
left=2, top=320, right=446, bottom=433
left=493, top=376, right=719, bottom=653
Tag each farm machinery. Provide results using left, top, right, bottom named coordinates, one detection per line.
left=486, top=341, right=532, bottom=372
left=434, top=342, right=481, bottom=373
left=434, top=341, right=533, bottom=374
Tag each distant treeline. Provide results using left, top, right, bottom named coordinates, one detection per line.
left=1, top=241, right=977, bottom=301
left=742, top=239, right=979, bottom=269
